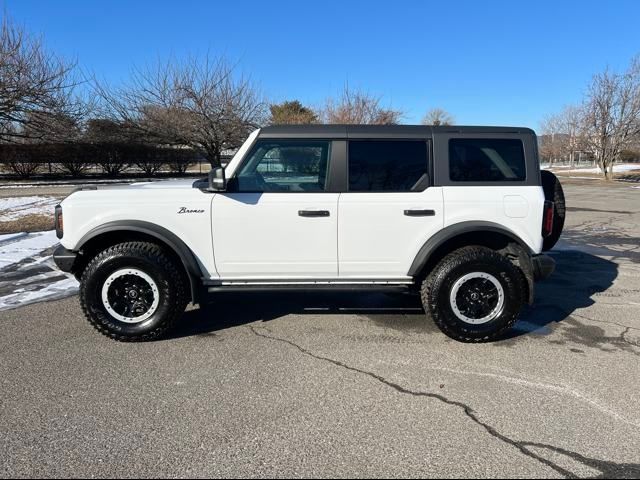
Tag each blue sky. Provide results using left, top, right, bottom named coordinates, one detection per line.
left=4, top=0, right=640, bottom=128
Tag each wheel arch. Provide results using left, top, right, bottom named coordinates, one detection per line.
left=408, top=221, right=535, bottom=303
left=73, top=220, right=203, bottom=303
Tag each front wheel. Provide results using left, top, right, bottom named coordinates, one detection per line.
left=421, top=246, right=526, bottom=342
left=79, top=241, right=189, bottom=341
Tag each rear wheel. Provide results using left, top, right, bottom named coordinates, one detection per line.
left=421, top=246, right=526, bottom=342
left=541, top=170, right=566, bottom=251
left=79, top=241, right=189, bottom=341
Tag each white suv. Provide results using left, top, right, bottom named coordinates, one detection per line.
left=53, top=125, right=564, bottom=342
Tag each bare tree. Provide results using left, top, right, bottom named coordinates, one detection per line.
left=56, top=145, right=92, bottom=177
left=582, top=55, right=640, bottom=180
left=0, top=144, right=41, bottom=177
left=84, top=119, right=130, bottom=176
left=0, top=15, right=85, bottom=143
left=134, top=148, right=165, bottom=176
left=321, top=85, right=402, bottom=125
left=421, top=108, right=454, bottom=126
left=94, top=55, right=268, bottom=167
left=538, top=113, right=565, bottom=165
left=539, top=106, right=588, bottom=166
left=269, top=100, right=318, bottom=125
left=557, top=105, right=585, bottom=167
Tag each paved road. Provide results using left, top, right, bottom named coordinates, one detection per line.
left=1, top=179, right=639, bottom=478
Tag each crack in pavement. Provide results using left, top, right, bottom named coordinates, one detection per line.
left=249, top=325, right=578, bottom=478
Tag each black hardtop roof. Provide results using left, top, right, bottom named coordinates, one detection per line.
left=258, top=124, right=535, bottom=139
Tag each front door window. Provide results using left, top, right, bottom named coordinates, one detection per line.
left=234, top=141, right=331, bottom=192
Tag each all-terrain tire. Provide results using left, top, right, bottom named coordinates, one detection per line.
left=541, top=170, right=566, bottom=251
left=421, top=246, right=526, bottom=342
left=79, top=241, right=189, bottom=342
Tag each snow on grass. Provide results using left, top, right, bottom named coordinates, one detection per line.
left=555, top=164, right=640, bottom=174
left=0, top=230, right=78, bottom=311
left=541, top=164, right=574, bottom=170
left=0, top=196, right=60, bottom=222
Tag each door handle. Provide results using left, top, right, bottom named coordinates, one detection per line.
left=298, top=210, right=330, bottom=217
left=404, top=209, right=436, bottom=217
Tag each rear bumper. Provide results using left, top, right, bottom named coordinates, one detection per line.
left=532, top=254, right=555, bottom=281
left=53, top=245, right=77, bottom=273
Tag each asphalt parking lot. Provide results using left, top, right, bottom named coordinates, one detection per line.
left=1, top=179, right=639, bottom=478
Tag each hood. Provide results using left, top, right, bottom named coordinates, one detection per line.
left=74, top=178, right=205, bottom=192
left=127, top=179, right=202, bottom=189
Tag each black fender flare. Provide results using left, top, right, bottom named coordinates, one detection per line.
left=76, top=220, right=204, bottom=303
left=408, top=221, right=536, bottom=303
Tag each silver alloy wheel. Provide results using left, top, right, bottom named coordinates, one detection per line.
left=449, top=272, right=505, bottom=325
left=101, top=268, right=160, bottom=324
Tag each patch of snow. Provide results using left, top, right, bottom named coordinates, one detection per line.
left=0, top=230, right=60, bottom=269
left=556, top=164, right=640, bottom=174
left=0, top=230, right=78, bottom=311
left=541, top=164, right=573, bottom=170
left=0, top=270, right=78, bottom=311
left=0, top=232, right=28, bottom=243
left=0, top=196, right=60, bottom=221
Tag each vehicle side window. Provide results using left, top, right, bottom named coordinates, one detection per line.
left=348, top=140, right=428, bottom=192
left=449, top=139, right=526, bottom=182
left=235, top=141, right=330, bottom=192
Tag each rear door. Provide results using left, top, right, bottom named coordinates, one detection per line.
left=211, top=139, right=339, bottom=279
left=338, top=139, right=444, bottom=279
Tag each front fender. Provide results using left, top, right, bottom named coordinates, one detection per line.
left=76, top=220, right=204, bottom=303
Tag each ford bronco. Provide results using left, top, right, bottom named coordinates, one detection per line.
left=53, top=125, right=564, bottom=342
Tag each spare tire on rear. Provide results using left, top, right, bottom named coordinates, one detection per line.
left=541, top=170, right=566, bottom=251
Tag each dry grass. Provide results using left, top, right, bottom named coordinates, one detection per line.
left=0, top=214, right=54, bottom=234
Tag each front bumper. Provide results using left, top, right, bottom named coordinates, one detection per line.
left=53, top=245, right=77, bottom=273
left=532, top=254, right=555, bottom=281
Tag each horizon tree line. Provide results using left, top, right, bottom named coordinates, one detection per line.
left=2, top=14, right=638, bottom=180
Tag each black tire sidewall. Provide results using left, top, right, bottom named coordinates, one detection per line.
left=82, top=252, right=175, bottom=338
left=426, top=250, right=524, bottom=341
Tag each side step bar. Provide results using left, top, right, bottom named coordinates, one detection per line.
left=203, top=279, right=414, bottom=293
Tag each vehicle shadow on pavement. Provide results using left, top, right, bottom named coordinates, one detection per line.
left=166, top=290, right=428, bottom=341
left=503, top=249, right=619, bottom=343
left=520, top=442, right=640, bottom=479
left=164, top=249, right=618, bottom=343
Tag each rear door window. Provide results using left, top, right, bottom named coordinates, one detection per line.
left=348, top=140, right=428, bottom=192
left=449, top=139, right=526, bottom=182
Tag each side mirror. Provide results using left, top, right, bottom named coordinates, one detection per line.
left=208, top=167, right=226, bottom=191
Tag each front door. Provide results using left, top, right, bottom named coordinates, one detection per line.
left=212, top=139, right=338, bottom=279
